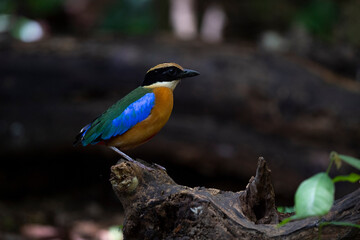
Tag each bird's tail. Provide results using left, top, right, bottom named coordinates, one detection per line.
left=73, top=124, right=91, bottom=146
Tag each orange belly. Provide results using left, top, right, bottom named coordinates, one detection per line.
left=105, top=87, right=174, bottom=150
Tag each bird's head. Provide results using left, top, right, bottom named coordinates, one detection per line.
left=142, top=63, right=199, bottom=90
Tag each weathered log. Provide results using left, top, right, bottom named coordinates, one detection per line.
left=110, top=157, right=360, bottom=239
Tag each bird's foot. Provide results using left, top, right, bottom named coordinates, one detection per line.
left=126, top=158, right=154, bottom=171
left=153, top=163, right=166, bottom=171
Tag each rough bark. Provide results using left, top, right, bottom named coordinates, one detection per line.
left=110, top=157, right=360, bottom=240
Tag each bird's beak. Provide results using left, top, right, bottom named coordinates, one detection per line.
left=179, top=69, right=200, bottom=79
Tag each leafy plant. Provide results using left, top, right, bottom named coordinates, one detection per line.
left=276, top=206, right=294, bottom=214
left=278, top=152, right=360, bottom=234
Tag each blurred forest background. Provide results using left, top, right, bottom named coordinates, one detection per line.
left=1, top=0, right=360, bottom=239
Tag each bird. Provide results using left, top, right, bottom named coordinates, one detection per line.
left=74, top=63, right=199, bottom=169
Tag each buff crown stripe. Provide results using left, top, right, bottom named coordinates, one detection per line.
left=147, top=63, right=183, bottom=73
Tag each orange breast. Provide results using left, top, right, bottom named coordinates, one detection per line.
left=106, top=87, right=174, bottom=150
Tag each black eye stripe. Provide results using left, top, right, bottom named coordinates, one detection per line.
left=142, top=66, right=182, bottom=86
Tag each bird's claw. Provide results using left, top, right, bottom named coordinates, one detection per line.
left=153, top=163, right=166, bottom=171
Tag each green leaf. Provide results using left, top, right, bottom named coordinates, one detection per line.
left=334, top=155, right=342, bottom=169
left=278, top=173, right=335, bottom=227
left=295, top=172, right=334, bottom=218
left=332, top=173, right=360, bottom=183
left=328, top=151, right=341, bottom=173
left=277, top=206, right=295, bottom=213
left=339, top=154, right=360, bottom=170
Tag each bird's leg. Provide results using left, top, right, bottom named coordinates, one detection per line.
left=108, top=146, right=154, bottom=171
left=109, top=146, right=133, bottom=161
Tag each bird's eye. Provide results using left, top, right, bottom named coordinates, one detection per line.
left=167, top=68, right=176, bottom=76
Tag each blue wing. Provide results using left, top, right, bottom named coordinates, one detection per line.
left=79, top=91, right=155, bottom=146
left=101, top=92, right=155, bottom=139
